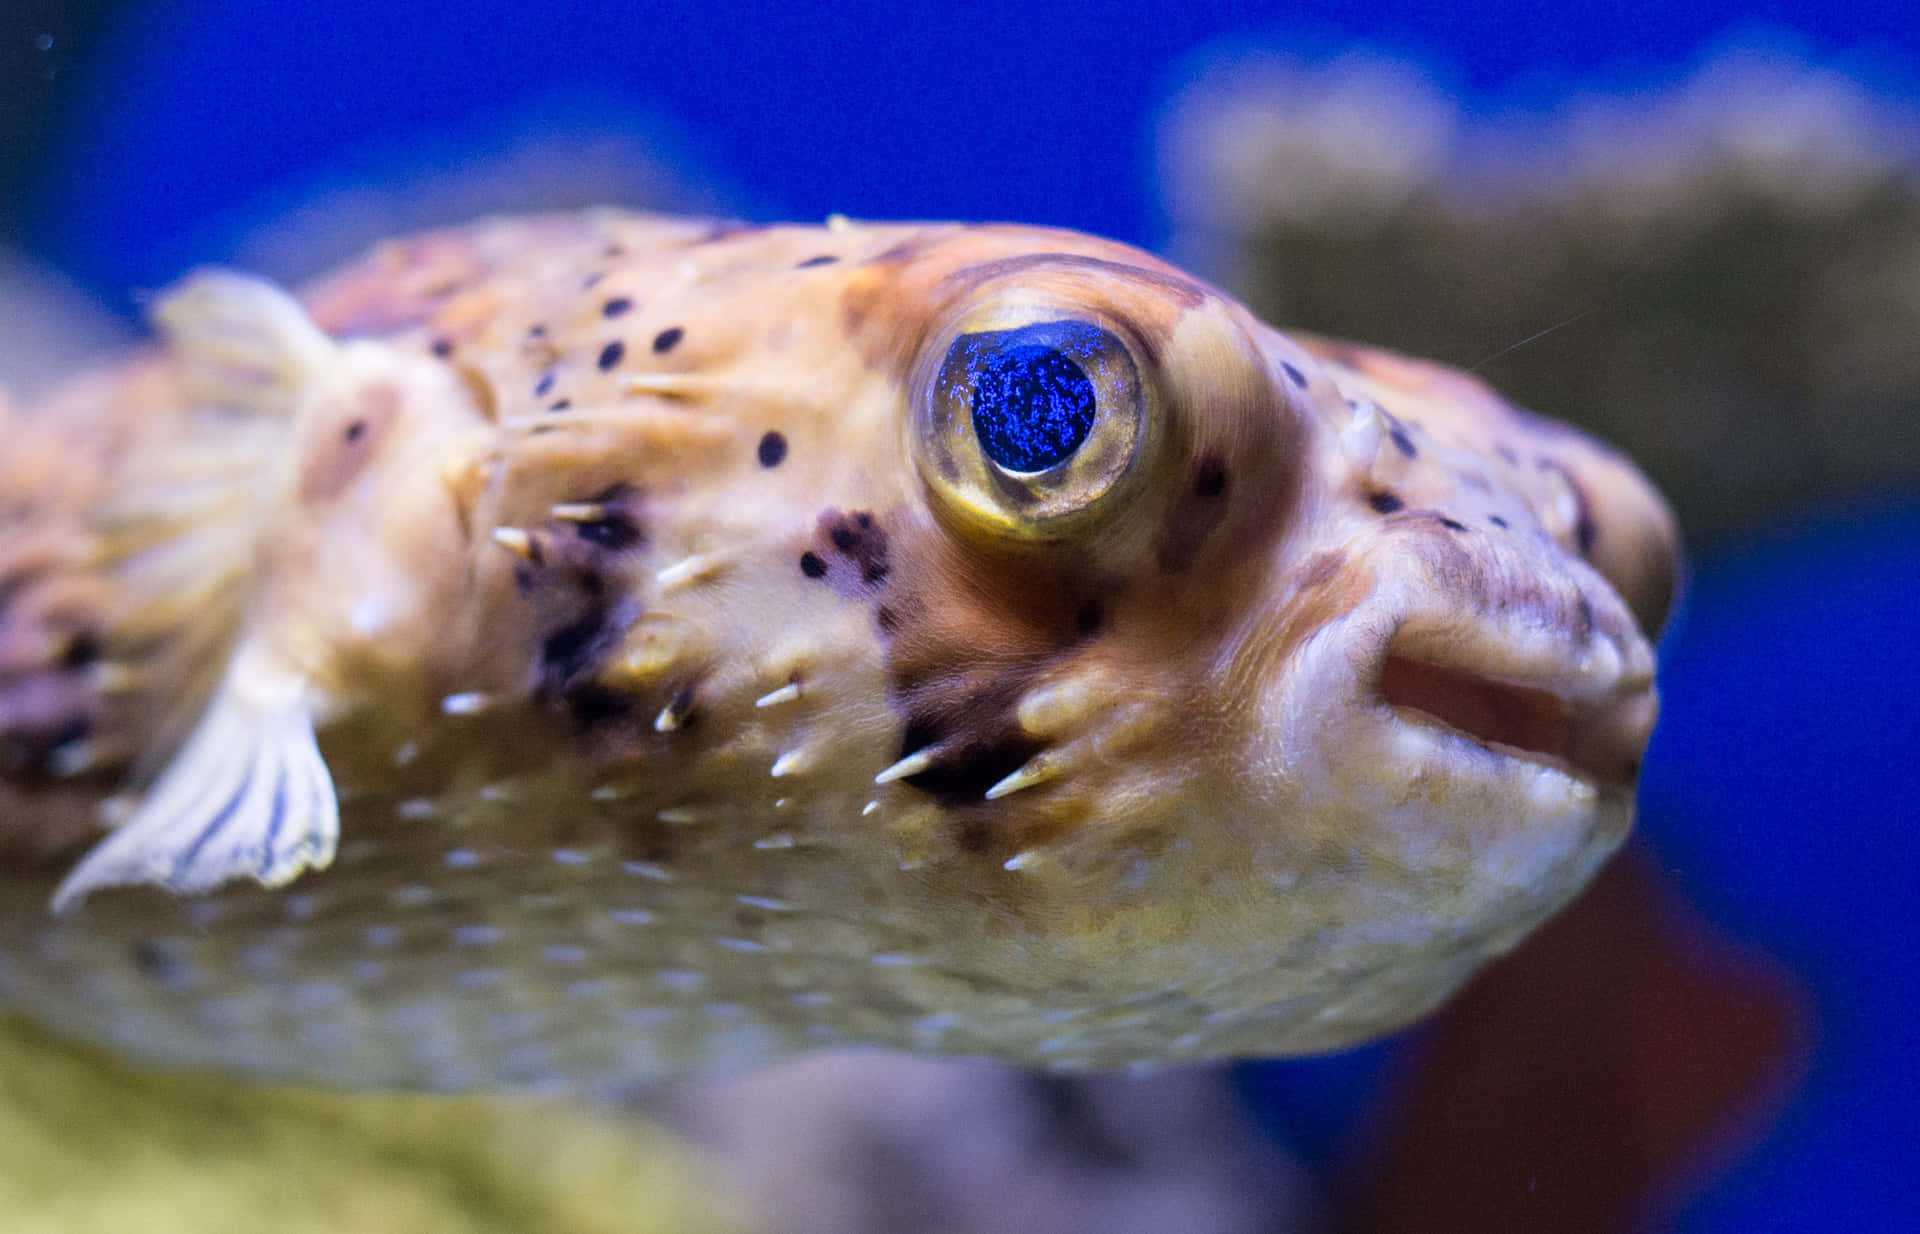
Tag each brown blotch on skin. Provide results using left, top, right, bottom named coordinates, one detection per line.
left=896, top=711, right=1043, bottom=811
left=568, top=484, right=645, bottom=551
left=59, top=630, right=100, bottom=671
left=1192, top=455, right=1229, bottom=500
left=536, top=599, right=638, bottom=695
left=563, top=681, right=638, bottom=730
left=813, top=509, right=891, bottom=592
left=1157, top=469, right=1234, bottom=574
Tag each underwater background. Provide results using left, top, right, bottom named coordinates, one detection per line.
left=4, top=1, right=1918, bottom=1229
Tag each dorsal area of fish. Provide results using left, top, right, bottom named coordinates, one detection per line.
left=0, top=211, right=1679, bottom=1089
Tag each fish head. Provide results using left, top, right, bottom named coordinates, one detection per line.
left=822, top=226, right=1679, bottom=1050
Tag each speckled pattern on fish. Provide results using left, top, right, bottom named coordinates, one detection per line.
left=0, top=212, right=1678, bottom=1089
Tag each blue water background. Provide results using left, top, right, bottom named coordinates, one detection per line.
left=18, top=1, right=1920, bottom=1226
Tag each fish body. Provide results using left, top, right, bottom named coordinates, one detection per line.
left=0, top=213, right=1677, bottom=1089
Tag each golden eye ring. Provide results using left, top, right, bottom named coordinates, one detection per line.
left=910, top=302, right=1154, bottom=541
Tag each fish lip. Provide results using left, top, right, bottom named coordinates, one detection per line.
left=1372, top=614, right=1658, bottom=787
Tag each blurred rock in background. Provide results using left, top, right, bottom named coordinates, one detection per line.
left=1159, top=39, right=1920, bottom=540
left=658, top=1054, right=1322, bottom=1234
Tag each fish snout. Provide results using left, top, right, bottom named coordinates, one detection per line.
left=1361, top=527, right=1661, bottom=788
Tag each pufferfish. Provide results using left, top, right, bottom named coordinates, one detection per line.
left=0, top=212, right=1677, bottom=1090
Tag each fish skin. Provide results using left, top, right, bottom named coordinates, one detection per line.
left=0, top=212, right=1678, bottom=1090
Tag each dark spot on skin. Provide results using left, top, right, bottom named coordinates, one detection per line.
left=556, top=484, right=643, bottom=551
left=513, top=564, right=537, bottom=594
left=1193, top=455, right=1229, bottom=499
left=583, top=272, right=606, bottom=290
left=343, top=420, right=367, bottom=443
left=597, top=341, right=625, bottom=371
left=549, top=399, right=571, bottom=412
left=666, top=684, right=697, bottom=729
left=757, top=431, right=788, bottom=468
left=51, top=713, right=89, bottom=749
left=1438, top=516, right=1468, bottom=532
left=797, top=254, right=840, bottom=268
left=564, top=682, right=634, bottom=729
left=894, top=717, right=1041, bottom=810
left=1281, top=362, right=1309, bottom=389
left=539, top=605, right=624, bottom=690
left=534, top=372, right=555, bottom=398
left=60, top=631, right=99, bottom=671
left=1158, top=464, right=1234, bottom=572
left=799, top=551, right=827, bottom=579
left=574, top=511, right=641, bottom=551
left=132, top=940, right=188, bottom=985
left=603, top=244, right=625, bottom=259
left=652, top=327, right=683, bottom=354
left=814, top=510, right=890, bottom=589
left=625, top=822, right=679, bottom=865
left=1369, top=491, right=1405, bottom=514
left=1461, top=471, right=1492, bottom=492
left=602, top=297, right=633, bottom=318
left=430, top=338, right=455, bottom=358
left=528, top=324, right=547, bottom=338
left=1489, top=515, right=1509, bottom=529
left=954, top=819, right=993, bottom=854
left=533, top=579, right=637, bottom=706
left=1389, top=427, right=1417, bottom=458
left=1496, top=444, right=1519, bottom=466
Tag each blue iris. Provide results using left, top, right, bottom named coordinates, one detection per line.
left=955, top=322, right=1103, bottom=473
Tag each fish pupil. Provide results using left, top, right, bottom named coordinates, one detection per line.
left=966, top=332, right=1098, bottom=473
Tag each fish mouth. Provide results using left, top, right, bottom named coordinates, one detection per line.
left=1378, top=625, right=1656, bottom=786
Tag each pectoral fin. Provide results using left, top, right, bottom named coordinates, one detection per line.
left=51, top=655, right=338, bottom=911
left=152, top=269, right=336, bottom=418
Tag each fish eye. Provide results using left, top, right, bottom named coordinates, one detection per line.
left=955, top=322, right=1103, bottom=473
left=914, top=311, right=1150, bottom=539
